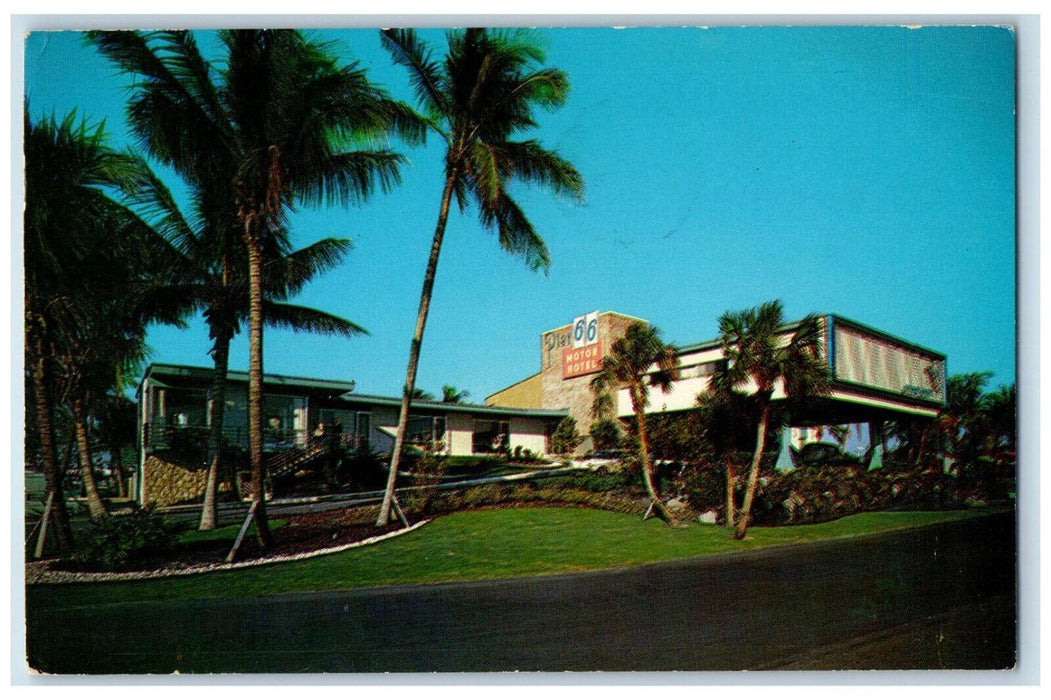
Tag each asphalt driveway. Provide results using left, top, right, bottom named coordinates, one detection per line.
left=24, top=510, right=1016, bottom=674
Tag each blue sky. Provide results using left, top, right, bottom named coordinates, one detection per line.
left=21, top=24, right=1017, bottom=400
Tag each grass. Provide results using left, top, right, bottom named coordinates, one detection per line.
left=175, top=519, right=286, bottom=545
left=26, top=505, right=1002, bottom=610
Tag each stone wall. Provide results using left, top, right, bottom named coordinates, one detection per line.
left=141, top=454, right=210, bottom=508
left=539, top=311, right=644, bottom=451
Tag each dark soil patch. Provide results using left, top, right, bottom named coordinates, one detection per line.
left=54, top=505, right=404, bottom=574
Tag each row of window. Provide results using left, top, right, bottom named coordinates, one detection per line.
left=147, top=387, right=515, bottom=455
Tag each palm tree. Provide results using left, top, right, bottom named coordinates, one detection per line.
left=129, top=168, right=367, bottom=530
left=828, top=424, right=851, bottom=452
left=983, top=382, right=1016, bottom=458
left=376, top=28, right=584, bottom=526
left=710, top=300, right=831, bottom=540
left=942, top=372, right=994, bottom=465
left=441, top=385, right=470, bottom=403
left=591, top=322, right=680, bottom=525
left=25, top=107, right=180, bottom=531
left=694, top=388, right=756, bottom=529
left=91, top=29, right=420, bottom=547
left=93, top=393, right=138, bottom=499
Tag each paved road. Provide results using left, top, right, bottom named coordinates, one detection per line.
left=24, top=511, right=1016, bottom=674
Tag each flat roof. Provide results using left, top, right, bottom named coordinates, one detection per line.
left=142, top=363, right=358, bottom=394
left=676, top=314, right=945, bottom=360
left=332, top=392, right=568, bottom=419
left=139, top=363, right=568, bottom=419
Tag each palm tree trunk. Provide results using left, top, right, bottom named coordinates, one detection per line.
left=734, top=400, right=770, bottom=540
left=26, top=312, right=74, bottom=552
left=377, top=170, right=458, bottom=527
left=724, top=456, right=737, bottom=529
left=71, top=395, right=108, bottom=520
left=632, top=385, right=677, bottom=526
left=110, top=437, right=127, bottom=499
left=199, top=329, right=232, bottom=531
left=245, top=226, right=272, bottom=548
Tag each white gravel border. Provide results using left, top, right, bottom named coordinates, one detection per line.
left=24, top=519, right=431, bottom=585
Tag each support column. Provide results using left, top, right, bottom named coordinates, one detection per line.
left=775, top=424, right=795, bottom=473
left=867, top=420, right=885, bottom=471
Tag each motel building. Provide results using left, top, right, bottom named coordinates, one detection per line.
left=486, top=311, right=947, bottom=469
left=135, top=310, right=945, bottom=507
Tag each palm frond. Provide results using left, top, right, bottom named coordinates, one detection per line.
left=261, top=301, right=368, bottom=338
left=297, top=150, right=405, bottom=207
left=476, top=189, right=551, bottom=273
left=264, top=238, right=352, bottom=298
left=491, top=139, right=584, bottom=200
left=380, top=29, right=449, bottom=119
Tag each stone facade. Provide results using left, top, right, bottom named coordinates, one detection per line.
left=141, top=454, right=213, bottom=508
left=539, top=311, right=645, bottom=451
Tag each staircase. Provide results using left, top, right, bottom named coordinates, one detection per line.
left=238, top=434, right=356, bottom=500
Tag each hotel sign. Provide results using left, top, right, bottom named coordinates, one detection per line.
left=563, top=311, right=603, bottom=379
left=833, top=324, right=946, bottom=404
left=562, top=340, right=604, bottom=379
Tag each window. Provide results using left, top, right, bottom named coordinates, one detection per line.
left=263, top=394, right=307, bottom=449
left=473, top=419, right=510, bottom=454
left=406, top=415, right=447, bottom=452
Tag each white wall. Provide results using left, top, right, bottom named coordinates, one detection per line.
left=509, top=416, right=548, bottom=456
left=445, top=413, right=475, bottom=456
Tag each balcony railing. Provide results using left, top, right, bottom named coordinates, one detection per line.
left=143, top=422, right=367, bottom=456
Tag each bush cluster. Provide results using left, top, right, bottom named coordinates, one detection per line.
left=555, top=467, right=640, bottom=494
left=402, top=450, right=449, bottom=515
left=72, top=508, right=180, bottom=570
left=679, top=464, right=726, bottom=512
left=747, top=464, right=1000, bottom=526
left=416, top=477, right=644, bottom=517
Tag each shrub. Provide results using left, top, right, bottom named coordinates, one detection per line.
left=680, top=463, right=726, bottom=512
left=404, top=450, right=448, bottom=515
left=553, top=467, right=640, bottom=494
left=511, top=445, right=544, bottom=464
left=72, top=507, right=179, bottom=570
left=589, top=419, right=623, bottom=451
left=342, top=448, right=388, bottom=491
left=550, top=416, right=584, bottom=455
left=741, top=464, right=1001, bottom=526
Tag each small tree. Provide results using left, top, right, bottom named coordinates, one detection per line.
left=550, top=416, right=584, bottom=455
left=591, top=322, right=680, bottom=525
left=589, top=418, right=623, bottom=452
left=711, top=300, right=830, bottom=539
left=695, top=389, right=758, bottom=529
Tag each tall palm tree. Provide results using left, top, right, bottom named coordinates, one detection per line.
left=591, top=322, right=680, bottom=525
left=377, top=28, right=585, bottom=526
left=941, top=372, right=993, bottom=465
left=711, top=300, right=831, bottom=540
left=91, top=29, right=420, bottom=547
left=24, top=107, right=178, bottom=533
left=129, top=168, right=367, bottom=530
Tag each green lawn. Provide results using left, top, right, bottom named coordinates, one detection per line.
left=175, top=519, right=287, bottom=545
left=26, top=505, right=1002, bottom=610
